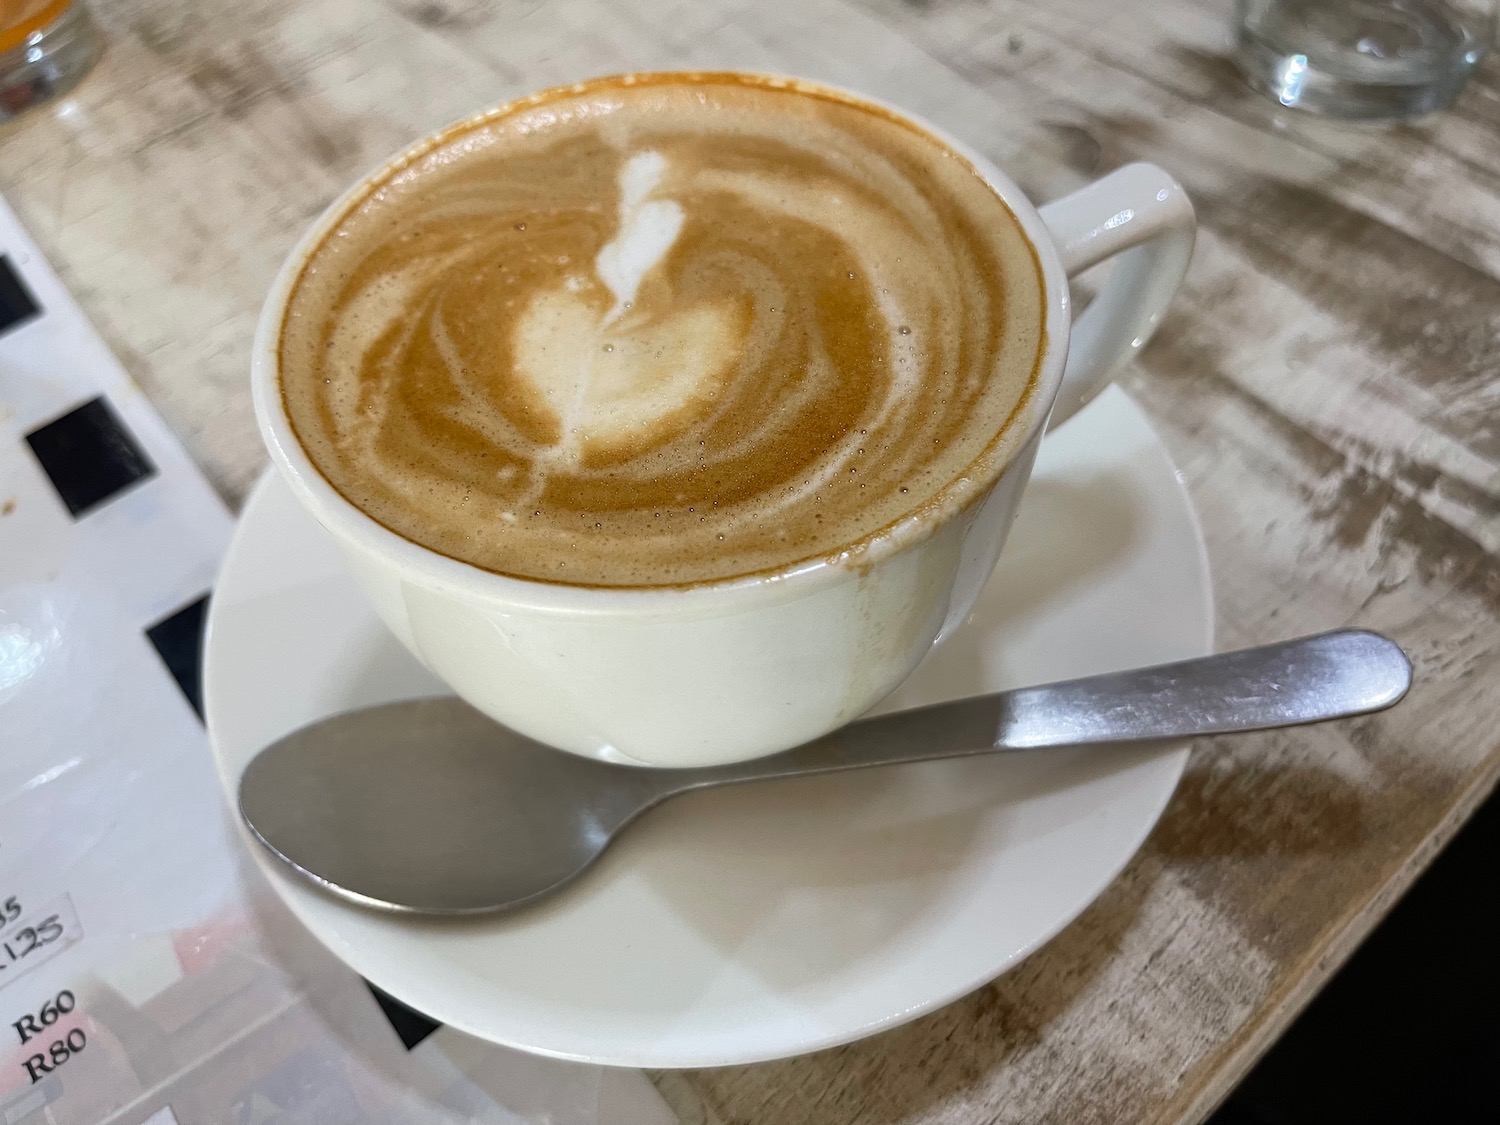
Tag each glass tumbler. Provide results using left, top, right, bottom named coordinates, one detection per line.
left=0, top=1, right=102, bottom=123
left=1235, top=0, right=1496, bottom=118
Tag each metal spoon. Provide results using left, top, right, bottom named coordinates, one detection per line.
left=238, top=629, right=1410, bottom=916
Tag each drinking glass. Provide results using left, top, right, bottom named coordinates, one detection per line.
left=0, top=1, right=102, bottom=123
left=1234, top=0, right=1496, bottom=118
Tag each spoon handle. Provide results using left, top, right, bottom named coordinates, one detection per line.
left=683, top=630, right=1411, bottom=788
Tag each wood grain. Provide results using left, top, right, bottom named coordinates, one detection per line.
left=4, top=2, right=1498, bottom=1122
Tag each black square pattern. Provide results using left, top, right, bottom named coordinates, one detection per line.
left=146, top=594, right=210, bottom=721
left=0, top=255, right=41, bottom=336
left=366, top=982, right=441, bottom=1050
left=24, top=396, right=156, bottom=517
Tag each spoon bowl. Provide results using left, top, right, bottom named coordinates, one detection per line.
left=240, top=700, right=671, bottom=913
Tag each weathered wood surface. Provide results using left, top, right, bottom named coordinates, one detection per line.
left=4, top=1, right=1498, bottom=1122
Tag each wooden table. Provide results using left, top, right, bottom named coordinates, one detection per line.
left=5, top=1, right=1498, bottom=1121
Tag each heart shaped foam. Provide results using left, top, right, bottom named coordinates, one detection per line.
left=512, top=287, right=742, bottom=461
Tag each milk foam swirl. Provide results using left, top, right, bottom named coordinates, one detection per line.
left=279, top=74, right=1044, bottom=586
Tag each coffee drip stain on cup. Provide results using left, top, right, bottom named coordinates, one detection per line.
left=278, top=72, right=1045, bottom=586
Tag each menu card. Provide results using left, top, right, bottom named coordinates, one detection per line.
left=0, top=197, right=675, bottom=1125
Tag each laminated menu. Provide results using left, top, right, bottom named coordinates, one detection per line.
left=0, top=196, right=676, bottom=1125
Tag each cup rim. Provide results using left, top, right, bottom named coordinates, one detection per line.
left=250, top=70, right=1074, bottom=612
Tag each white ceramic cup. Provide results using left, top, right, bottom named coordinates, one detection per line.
left=251, top=75, right=1195, bottom=768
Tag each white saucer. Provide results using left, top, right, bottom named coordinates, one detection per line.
left=203, top=385, right=1212, bottom=1068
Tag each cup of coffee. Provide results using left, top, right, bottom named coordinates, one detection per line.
left=251, top=71, right=1194, bottom=768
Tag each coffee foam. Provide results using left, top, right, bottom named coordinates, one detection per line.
left=279, top=73, right=1044, bottom=586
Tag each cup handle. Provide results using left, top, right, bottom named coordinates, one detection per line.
left=931, top=165, right=1193, bottom=647
left=1037, top=162, right=1195, bottom=427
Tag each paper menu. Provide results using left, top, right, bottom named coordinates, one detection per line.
left=0, top=197, right=676, bottom=1125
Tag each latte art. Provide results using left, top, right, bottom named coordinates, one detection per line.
left=279, top=73, right=1044, bottom=586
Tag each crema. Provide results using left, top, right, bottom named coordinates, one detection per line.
left=278, top=73, right=1044, bottom=586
